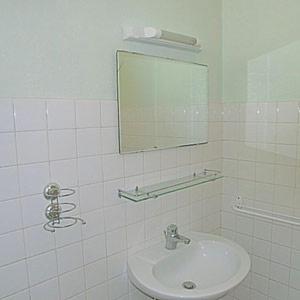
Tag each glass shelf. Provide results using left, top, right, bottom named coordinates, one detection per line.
left=118, top=169, right=223, bottom=202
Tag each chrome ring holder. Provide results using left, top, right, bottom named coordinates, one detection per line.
left=43, top=183, right=86, bottom=232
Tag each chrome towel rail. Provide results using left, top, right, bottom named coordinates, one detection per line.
left=232, top=197, right=300, bottom=226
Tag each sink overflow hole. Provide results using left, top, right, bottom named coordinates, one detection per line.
left=182, top=281, right=196, bottom=290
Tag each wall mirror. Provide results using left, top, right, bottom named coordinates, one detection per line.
left=117, top=51, right=208, bottom=153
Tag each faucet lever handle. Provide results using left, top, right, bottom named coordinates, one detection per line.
left=166, top=224, right=178, bottom=236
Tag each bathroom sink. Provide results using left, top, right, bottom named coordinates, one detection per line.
left=128, top=231, right=250, bottom=300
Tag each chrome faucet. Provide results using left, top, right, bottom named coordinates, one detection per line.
left=164, top=224, right=191, bottom=250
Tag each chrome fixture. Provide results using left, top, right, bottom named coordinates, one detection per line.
left=233, top=196, right=300, bottom=226
left=182, top=281, right=197, bottom=290
left=164, top=224, right=191, bottom=250
left=123, top=26, right=202, bottom=52
left=43, top=183, right=86, bottom=232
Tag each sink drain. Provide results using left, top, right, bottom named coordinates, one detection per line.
left=182, top=281, right=196, bottom=290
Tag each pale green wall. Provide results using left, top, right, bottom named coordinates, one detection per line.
left=0, top=0, right=222, bottom=101
left=222, top=0, right=300, bottom=102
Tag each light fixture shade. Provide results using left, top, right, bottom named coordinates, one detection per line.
left=123, top=26, right=202, bottom=52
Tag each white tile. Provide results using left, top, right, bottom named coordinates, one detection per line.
left=255, top=162, right=275, bottom=184
left=78, top=156, right=103, bottom=185
left=291, top=249, right=300, bottom=270
left=24, top=225, right=55, bottom=257
left=250, top=289, right=267, bottom=300
left=270, top=262, right=290, bottom=284
left=3, top=290, right=30, bottom=300
left=30, top=278, right=59, bottom=300
left=47, top=100, right=75, bottom=129
left=236, top=216, right=253, bottom=235
left=0, top=231, right=25, bottom=267
left=0, top=199, right=22, bottom=234
left=271, top=244, right=291, bottom=266
left=143, top=151, right=160, bottom=173
left=238, top=160, right=255, bottom=181
left=176, top=148, right=190, bottom=166
left=107, top=251, right=127, bottom=279
left=276, top=102, right=299, bottom=123
left=251, top=273, right=268, bottom=295
left=48, top=129, right=76, bottom=160
left=0, top=133, right=17, bottom=167
left=50, top=159, right=78, bottom=187
left=275, top=165, right=296, bottom=187
left=145, top=198, right=162, bottom=218
left=85, top=258, right=107, bottom=288
left=292, top=229, right=300, bottom=250
left=103, top=178, right=125, bottom=207
left=126, top=202, right=144, bottom=225
left=0, top=166, right=19, bottom=201
left=104, top=204, right=126, bottom=231
left=54, top=223, right=82, bottom=248
left=257, top=102, right=277, bottom=123
left=177, top=206, right=190, bottom=226
left=145, top=216, right=161, bottom=240
left=106, top=228, right=127, bottom=256
left=276, top=123, right=298, bottom=144
left=0, top=100, right=14, bottom=132
left=59, top=268, right=85, bottom=300
left=276, top=144, right=297, bottom=166
left=235, top=233, right=252, bottom=255
left=57, top=242, right=83, bottom=274
left=289, top=287, right=300, bottom=300
left=125, top=175, right=143, bottom=194
left=124, top=153, right=143, bottom=177
left=252, top=255, right=270, bottom=277
left=18, top=162, right=49, bottom=196
left=69, top=293, right=86, bottom=300
left=27, top=250, right=57, bottom=285
left=0, top=260, right=28, bottom=298
left=272, top=224, right=292, bottom=247
left=101, top=127, right=118, bottom=154
left=21, top=194, right=45, bottom=227
left=86, top=282, right=108, bottom=300
left=126, top=222, right=145, bottom=248
left=102, top=154, right=124, bottom=181
left=252, top=238, right=271, bottom=259
left=101, top=101, right=118, bottom=127
left=161, top=149, right=177, bottom=169
left=79, top=183, right=104, bottom=213
left=77, top=128, right=102, bottom=157
left=16, top=131, right=48, bottom=164
left=108, top=274, right=129, bottom=300
left=289, top=268, right=300, bottom=289
left=253, top=219, right=272, bottom=241
left=14, top=100, right=46, bottom=131
left=81, top=209, right=105, bottom=239
left=76, top=100, right=100, bottom=128
left=83, top=234, right=106, bottom=264
left=268, top=280, right=288, bottom=300
left=223, top=103, right=240, bottom=122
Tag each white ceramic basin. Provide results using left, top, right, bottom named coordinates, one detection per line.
left=128, top=231, right=250, bottom=300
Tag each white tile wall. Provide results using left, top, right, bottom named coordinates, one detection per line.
left=222, top=101, right=300, bottom=300
left=0, top=99, right=222, bottom=300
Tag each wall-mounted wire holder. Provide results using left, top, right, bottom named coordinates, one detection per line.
left=43, top=183, right=86, bottom=232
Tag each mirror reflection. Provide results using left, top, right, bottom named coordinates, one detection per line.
left=117, top=51, right=208, bottom=153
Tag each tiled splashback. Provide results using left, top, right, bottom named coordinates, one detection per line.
left=221, top=101, right=300, bottom=300
left=0, top=99, right=222, bottom=300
